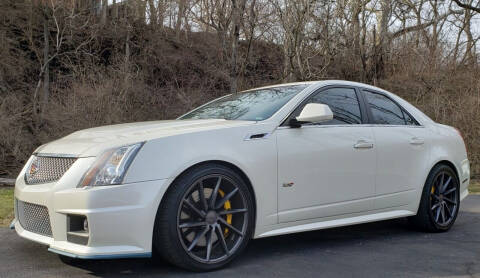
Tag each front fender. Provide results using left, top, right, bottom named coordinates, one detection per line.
left=123, top=124, right=279, bottom=229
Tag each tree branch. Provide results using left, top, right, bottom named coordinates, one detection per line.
left=389, top=9, right=462, bottom=40
left=452, top=0, right=480, bottom=13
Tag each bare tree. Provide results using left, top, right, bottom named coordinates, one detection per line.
left=148, top=0, right=157, bottom=25
left=229, top=0, right=247, bottom=93
left=176, top=0, right=186, bottom=39
left=101, top=0, right=108, bottom=25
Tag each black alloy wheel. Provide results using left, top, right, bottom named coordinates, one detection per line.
left=409, top=164, right=460, bottom=232
left=176, top=174, right=249, bottom=264
left=429, top=171, right=459, bottom=227
left=153, top=163, right=254, bottom=271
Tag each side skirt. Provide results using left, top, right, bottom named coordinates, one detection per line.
left=256, top=209, right=414, bottom=238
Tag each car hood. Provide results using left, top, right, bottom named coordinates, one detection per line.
left=35, top=119, right=253, bottom=157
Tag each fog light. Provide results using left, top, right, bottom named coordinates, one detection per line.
left=83, top=218, right=89, bottom=232
left=67, top=214, right=89, bottom=245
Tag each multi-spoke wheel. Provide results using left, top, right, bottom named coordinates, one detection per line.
left=153, top=163, right=254, bottom=271
left=429, top=171, right=458, bottom=226
left=410, top=164, right=460, bottom=232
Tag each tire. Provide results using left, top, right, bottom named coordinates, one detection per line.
left=409, top=164, right=460, bottom=232
left=153, top=163, right=255, bottom=271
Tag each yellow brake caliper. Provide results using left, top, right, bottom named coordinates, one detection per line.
left=218, top=189, right=232, bottom=236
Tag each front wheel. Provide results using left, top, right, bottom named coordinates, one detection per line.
left=153, top=163, right=254, bottom=271
left=410, top=164, right=460, bottom=232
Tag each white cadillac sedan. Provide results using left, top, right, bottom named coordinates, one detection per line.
left=13, top=80, right=470, bottom=271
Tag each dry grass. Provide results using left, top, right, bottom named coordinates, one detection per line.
left=469, top=180, right=480, bottom=194
left=0, top=188, right=14, bottom=227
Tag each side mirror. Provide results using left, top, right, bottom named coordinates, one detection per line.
left=290, top=103, right=333, bottom=127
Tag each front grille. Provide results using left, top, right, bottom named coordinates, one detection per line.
left=16, top=199, right=52, bottom=237
left=25, top=156, right=77, bottom=184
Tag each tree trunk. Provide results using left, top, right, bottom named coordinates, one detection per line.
left=123, top=28, right=131, bottom=96
left=463, top=7, right=476, bottom=65
left=101, top=0, right=108, bottom=25
left=113, top=0, right=118, bottom=19
left=374, top=0, right=391, bottom=80
left=158, top=0, right=165, bottom=28
left=134, top=0, right=146, bottom=22
left=41, top=14, right=50, bottom=118
left=175, top=0, right=186, bottom=39
left=352, top=0, right=363, bottom=80
left=148, top=0, right=157, bottom=25
left=230, top=0, right=244, bottom=93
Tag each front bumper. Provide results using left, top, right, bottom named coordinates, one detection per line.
left=14, top=156, right=171, bottom=259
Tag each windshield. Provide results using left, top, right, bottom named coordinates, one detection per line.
left=179, top=85, right=308, bottom=121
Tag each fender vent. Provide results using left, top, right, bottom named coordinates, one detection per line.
left=245, top=133, right=270, bottom=140
left=249, top=133, right=267, bottom=139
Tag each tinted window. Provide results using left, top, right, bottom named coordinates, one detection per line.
left=364, top=91, right=406, bottom=125
left=302, top=87, right=362, bottom=125
left=403, top=111, right=417, bottom=126
left=180, top=85, right=308, bottom=121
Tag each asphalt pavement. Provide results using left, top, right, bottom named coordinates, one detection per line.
left=1, top=195, right=480, bottom=278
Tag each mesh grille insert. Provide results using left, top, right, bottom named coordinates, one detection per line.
left=16, top=199, right=52, bottom=237
left=25, top=156, right=77, bottom=184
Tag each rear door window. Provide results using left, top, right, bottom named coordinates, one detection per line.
left=363, top=91, right=407, bottom=125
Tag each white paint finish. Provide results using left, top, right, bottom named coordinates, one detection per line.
left=277, top=125, right=376, bottom=222
left=124, top=121, right=280, bottom=228
left=15, top=178, right=170, bottom=256
left=14, top=80, right=470, bottom=258
left=372, top=126, right=431, bottom=209
left=35, top=119, right=254, bottom=157
left=296, top=103, right=333, bottom=123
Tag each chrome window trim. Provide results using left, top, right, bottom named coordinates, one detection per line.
left=276, top=124, right=426, bottom=130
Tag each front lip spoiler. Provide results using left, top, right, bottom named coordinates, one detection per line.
left=48, top=248, right=152, bottom=260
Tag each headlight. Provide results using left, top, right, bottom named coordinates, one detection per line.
left=78, top=142, right=144, bottom=187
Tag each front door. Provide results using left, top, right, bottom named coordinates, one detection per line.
left=276, top=87, right=376, bottom=223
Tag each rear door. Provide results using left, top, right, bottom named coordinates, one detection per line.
left=361, top=89, right=430, bottom=209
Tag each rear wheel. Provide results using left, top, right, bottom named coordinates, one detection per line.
left=153, top=163, right=254, bottom=271
left=410, top=164, right=460, bottom=232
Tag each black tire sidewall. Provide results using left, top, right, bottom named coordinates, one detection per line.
left=424, top=165, right=460, bottom=232
left=154, top=163, right=255, bottom=271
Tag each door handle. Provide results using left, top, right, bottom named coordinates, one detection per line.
left=409, top=137, right=425, bottom=145
left=354, top=140, right=374, bottom=149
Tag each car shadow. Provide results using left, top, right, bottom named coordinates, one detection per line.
left=8, top=196, right=480, bottom=277
left=61, top=217, right=427, bottom=277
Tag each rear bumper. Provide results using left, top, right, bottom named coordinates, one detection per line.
left=459, top=159, right=470, bottom=201
left=14, top=170, right=171, bottom=259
